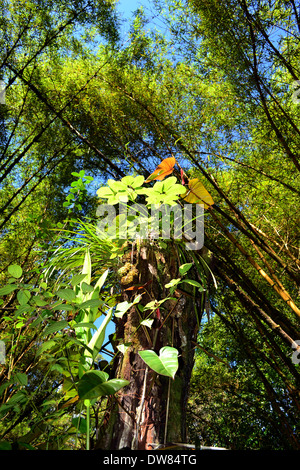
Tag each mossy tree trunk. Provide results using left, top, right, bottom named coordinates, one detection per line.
left=95, top=242, right=202, bottom=450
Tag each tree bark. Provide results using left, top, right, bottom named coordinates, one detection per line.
left=95, top=242, right=201, bottom=450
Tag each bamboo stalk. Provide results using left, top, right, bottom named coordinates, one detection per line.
left=210, top=209, right=300, bottom=320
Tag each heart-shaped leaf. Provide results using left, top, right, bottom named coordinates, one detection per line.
left=183, top=178, right=214, bottom=208
left=139, top=346, right=179, bottom=378
left=145, top=157, right=176, bottom=182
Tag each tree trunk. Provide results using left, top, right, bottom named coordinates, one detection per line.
left=95, top=242, right=201, bottom=450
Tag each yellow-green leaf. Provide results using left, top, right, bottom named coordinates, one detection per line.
left=183, top=178, right=214, bottom=208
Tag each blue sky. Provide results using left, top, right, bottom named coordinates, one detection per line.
left=116, top=0, right=158, bottom=36
left=117, top=0, right=151, bottom=18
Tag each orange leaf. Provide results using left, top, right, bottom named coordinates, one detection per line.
left=124, top=280, right=153, bottom=292
left=145, top=157, right=176, bottom=182
left=183, top=178, right=214, bottom=208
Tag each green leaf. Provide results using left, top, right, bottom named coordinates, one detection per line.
left=8, top=264, right=23, bottom=278
left=81, top=250, right=92, bottom=285
left=131, top=175, right=145, bottom=188
left=116, top=342, right=131, bottom=354
left=165, top=278, right=180, bottom=289
left=179, top=263, right=193, bottom=276
left=0, top=284, right=18, bottom=296
left=141, top=318, right=154, bottom=328
left=72, top=417, right=87, bottom=434
left=50, top=364, right=64, bottom=374
left=86, top=308, right=113, bottom=359
left=97, top=186, right=114, bottom=198
left=0, top=441, right=12, bottom=450
left=57, top=289, right=76, bottom=302
left=14, top=372, right=28, bottom=386
left=71, top=274, right=88, bottom=287
left=52, top=303, right=74, bottom=312
left=43, top=321, right=68, bottom=336
left=32, top=296, right=48, bottom=307
left=139, top=346, right=179, bottom=378
left=114, top=300, right=133, bottom=318
left=80, top=282, right=94, bottom=294
left=15, top=304, right=33, bottom=316
left=79, top=299, right=102, bottom=310
left=17, top=289, right=31, bottom=305
left=73, top=322, right=97, bottom=330
left=181, top=279, right=204, bottom=291
left=36, top=340, right=56, bottom=357
left=78, top=370, right=129, bottom=400
left=121, top=175, right=135, bottom=186
left=66, top=337, right=93, bottom=356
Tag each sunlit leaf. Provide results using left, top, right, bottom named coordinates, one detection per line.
left=8, top=264, right=23, bottom=279
left=141, top=318, right=154, bottom=328
left=114, top=300, right=133, bottom=318
left=183, top=178, right=214, bottom=208
left=117, top=343, right=131, bottom=354
left=86, top=308, right=113, bottom=359
left=71, top=274, right=88, bottom=287
left=145, top=157, right=176, bottom=182
left=139, top=346, right=179, bottom=378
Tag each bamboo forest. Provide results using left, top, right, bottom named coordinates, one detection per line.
left=0, top=0, right=299, bottom=452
